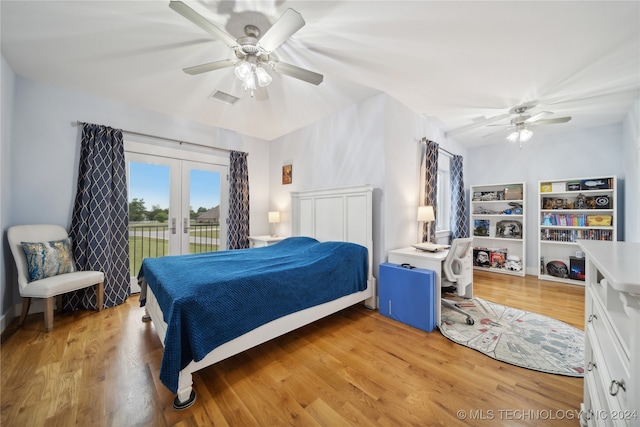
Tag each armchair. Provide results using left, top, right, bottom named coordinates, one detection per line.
left=7, top=224, right=104, bottom=332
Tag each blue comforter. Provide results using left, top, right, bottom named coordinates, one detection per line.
left=138, top=236, right=368, bottom=393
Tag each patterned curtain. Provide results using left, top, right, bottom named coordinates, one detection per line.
left=422, top=140, right=439, bottom=243
left=67, top=123, right=130, bottom=310
left=227, top=151, right=250, bottom=250
left=450, top=155, right=469, bottom=239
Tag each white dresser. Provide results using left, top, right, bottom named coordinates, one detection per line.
left=578, top=240, right=640, bottom=427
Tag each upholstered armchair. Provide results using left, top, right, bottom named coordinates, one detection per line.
left=7, top=224, right=104, bottom=332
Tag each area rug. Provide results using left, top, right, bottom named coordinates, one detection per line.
left=439, top=297, right=584, bottom=376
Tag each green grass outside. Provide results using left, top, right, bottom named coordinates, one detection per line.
left=128, top=236, right=219, bottom=276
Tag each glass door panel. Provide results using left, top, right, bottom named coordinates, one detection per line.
left=126, top=154, right=181, bottom=290
left=184, top=164, right=225, bottom=254
left=125, top=150, right=228, bottom=293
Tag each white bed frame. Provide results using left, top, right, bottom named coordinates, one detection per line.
left=143, top=184, right=376, bottom=409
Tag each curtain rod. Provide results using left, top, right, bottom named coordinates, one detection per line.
left=72, top=121, right=232, bottom=154
left=419, top=137, right=455, bottom=157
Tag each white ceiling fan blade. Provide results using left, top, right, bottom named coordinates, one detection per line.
left=532, top=117, right=572, bottom=126
left=258, top=9, right=305, bottom=53
left=525, top=111, right=552, bottom=123
left=169, top=1, right=238, bottom=48
left=483, top=128, right=512, bottom=138
left=445, top=113, right=510, bottom=137
left=183, top=59, right=236, bottom=75
left=272, top=61, right=323, bottom=85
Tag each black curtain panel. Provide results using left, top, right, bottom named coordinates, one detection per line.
left=450, top=154, right=470, bottom=239
left=227, top=151, right=250, bottom=250
left=422, top=140, right=439, bottom=243
left=67, top=123, right=130, bottom=310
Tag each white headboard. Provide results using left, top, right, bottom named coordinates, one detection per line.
left=291, top=184, right=374, bottom=281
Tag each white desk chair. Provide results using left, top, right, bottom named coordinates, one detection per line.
left=7, top=224, right=104, bottom=332
left=441, top=237, right=475, bottom=325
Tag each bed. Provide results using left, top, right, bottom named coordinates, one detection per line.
left=139, top=184, right=376, bottom=409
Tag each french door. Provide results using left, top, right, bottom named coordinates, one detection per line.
left=125, top=141, right=229, bottom=291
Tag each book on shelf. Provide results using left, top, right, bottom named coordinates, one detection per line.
left=490, top=249, right=507, bottom=269
left=540, top=229, right=613, bottom=242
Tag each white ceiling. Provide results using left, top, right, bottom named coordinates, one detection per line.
left=2, top=1, right=639, bottom=147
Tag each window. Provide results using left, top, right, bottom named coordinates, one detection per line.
left=436, top=157, right=451, bottom=233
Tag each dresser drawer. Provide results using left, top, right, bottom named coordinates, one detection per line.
left=587, top=296, right=631, bottom=414
left=584, top=365, right=614, bottom=427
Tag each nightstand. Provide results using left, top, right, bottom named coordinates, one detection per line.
left=248, top=235, right=287, bottom=248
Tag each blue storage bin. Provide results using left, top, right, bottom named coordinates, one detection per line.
left=379, top=262, right=436, bottom=332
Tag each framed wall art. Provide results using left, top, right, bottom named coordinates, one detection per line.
left=282, top=164, right=292, bottom=185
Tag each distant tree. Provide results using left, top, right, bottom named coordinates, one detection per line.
left=148, top=204, right=168, bottom=223
left=129, top=198, right=147, bottom=221
left=191, top=206, right=208, bottom=220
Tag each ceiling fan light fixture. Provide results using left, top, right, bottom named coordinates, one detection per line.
left=254, top=65, right=272, bottom=87
left=506, top=126, right=533, bottom=148
left=519, top=128, right=533, bottom=142
left=234, top=61, right=252, bottom=81
left=506, top=131, right=520, bottom=143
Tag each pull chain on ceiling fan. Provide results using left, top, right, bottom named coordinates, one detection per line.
left=169, top=1, right=323, bottom=98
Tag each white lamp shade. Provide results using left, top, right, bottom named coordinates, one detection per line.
left=417, top=206, right=435, bottom=222
left=268, top=211, right=280, bottom=223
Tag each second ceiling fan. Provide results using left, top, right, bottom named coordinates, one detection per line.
left=169, top=1, right=323, bottom=97
left=485, top=104, right=572, bottom=147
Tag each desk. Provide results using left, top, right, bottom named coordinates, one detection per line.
left=388, top=247, right=471, bottom=329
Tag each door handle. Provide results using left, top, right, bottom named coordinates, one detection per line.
left=183, top=217, right=190, bottom=234
left=171, top=218, right=177, bottom=234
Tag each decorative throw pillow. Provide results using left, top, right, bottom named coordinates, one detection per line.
left=21, top=238, right=76, bottom=282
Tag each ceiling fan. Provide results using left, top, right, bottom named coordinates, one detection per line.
left=484, top=104, right=572, bottom=147
left=169, top=1, right=323, bottom=98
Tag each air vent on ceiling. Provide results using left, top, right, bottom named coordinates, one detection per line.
left=209, top=90, right=240, bottom=105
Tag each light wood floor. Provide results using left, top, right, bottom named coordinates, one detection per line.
left=1, top=271, right=585, bottom=427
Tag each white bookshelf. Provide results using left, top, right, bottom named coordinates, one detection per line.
left=470, top=182, right=526, bottom=277
left=537, top=176, right=617, bottom=285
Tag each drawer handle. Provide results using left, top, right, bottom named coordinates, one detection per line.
left=587, top=361, right=597, bottom=371
left=609, top=379, right=626, bottom=396
left=583, top=409, right=593, bottom=421
left=587, top=314, right=598, bottom=323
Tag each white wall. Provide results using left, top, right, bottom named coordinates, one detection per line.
left=622, top=99, right=640, bottom=242
left=268, top=94, right=387, bottom=269
left=3, top=73, right=270, bottom=323
left=382, top=96, right=468, bottom=252
left=268, top=93, right=469, bottom=276
left=1, top=55, right=16, bottom=330
left=466, top=124, right=626, bottom=274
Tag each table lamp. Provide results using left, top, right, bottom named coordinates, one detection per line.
left=417, top=205, right=435, bottom=243
left=268, top=211, right=280, bottom=237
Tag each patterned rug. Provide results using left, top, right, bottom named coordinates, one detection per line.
left=439, top=297, right=584, bottom=376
